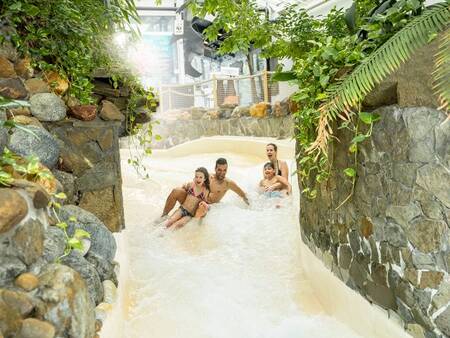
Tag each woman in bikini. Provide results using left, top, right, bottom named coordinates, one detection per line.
left=165, top=167, right=210, bottom=229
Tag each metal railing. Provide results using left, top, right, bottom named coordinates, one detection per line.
left=158, top=71, right=279, bottom=113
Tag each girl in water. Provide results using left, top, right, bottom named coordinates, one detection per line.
left=165, top=167, right=210, bottom=229
left=259, top=162, right=292, bottom=197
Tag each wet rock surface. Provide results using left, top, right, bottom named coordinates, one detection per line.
left=299, top=106, right=450, bottom=336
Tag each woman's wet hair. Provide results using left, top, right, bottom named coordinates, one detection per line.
left=215, top=158, right=227, bottom=167
left=264, top=162, right=275, bottom=170
left=195, top=167, right=210, bottom=191
left=266, top=143, right=278, bottom=152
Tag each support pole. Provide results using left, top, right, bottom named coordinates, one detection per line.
left=263, top=70, right=269, bottom=103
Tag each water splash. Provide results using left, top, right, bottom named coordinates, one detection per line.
left=118, top=152, right=362, bottom=338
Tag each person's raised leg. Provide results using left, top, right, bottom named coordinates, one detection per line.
left=162, top=188, right=187, bottom=216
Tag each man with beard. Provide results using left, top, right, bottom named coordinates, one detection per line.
left=155, top=158, right=249, bottom=222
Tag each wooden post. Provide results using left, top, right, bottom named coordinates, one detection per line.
left=262, top=70, right=269, bottom=103
left=212, top=75, right=218, bottom=109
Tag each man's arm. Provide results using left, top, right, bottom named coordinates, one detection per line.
left=228, top=180, right=249, bottom=205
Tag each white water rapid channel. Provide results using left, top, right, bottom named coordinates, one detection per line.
left=100, top=137, right=396, bottom=338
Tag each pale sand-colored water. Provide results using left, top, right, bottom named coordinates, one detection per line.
left=101, top=137, right=410, bottom=338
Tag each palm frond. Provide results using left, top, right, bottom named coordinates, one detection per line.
left=433, top=28, right=450, bottom=111
left=309, top=3, right=450, bottom=156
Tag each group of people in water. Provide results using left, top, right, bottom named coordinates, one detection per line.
left=156, top=143, right=292, bottom=229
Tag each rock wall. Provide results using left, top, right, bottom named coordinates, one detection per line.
left=0, top=185, right=118, bottom=338
left=153, top=115, right=294, bottom=148
left=0, top=48, right=125, bottom=232
left=299, top=106, right=450, bottom=337
left=46, top=120, right=124, bottom=232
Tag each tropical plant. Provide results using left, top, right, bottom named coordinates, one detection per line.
left=189, top=0, right=450, bottom=200
left=0, top=0, right=139, bottom=103
left=309, top=2, right=450, bottom=157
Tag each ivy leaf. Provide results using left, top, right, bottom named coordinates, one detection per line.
left=74, top=228, right=91, bottom=239
left=351, top=134, right=368, bottom=143
left=54, top=192, right=67, bottom=199
left=344, top=167, right=356, bottom=177
left=68, top=238, right=83, bottom=250
left=69, top=216, right=77, bottom=222
left=56, top=222, right=68, bottom=230
left=349, top=143, right=358, bottom=153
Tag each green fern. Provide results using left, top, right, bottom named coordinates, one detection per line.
left=324, top=3, right=450, bottom=118
left=433, top=28, right=450, bottom=110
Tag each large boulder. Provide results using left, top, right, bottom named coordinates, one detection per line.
left=58, top=205, right=116, bottom=262
left=61, top=251, right=104, bottom=305
left=8, top=125, right=60, bottom=168
left=36, top=264, right=95, bottom=338
left=30, top=93, right=67, bottom=121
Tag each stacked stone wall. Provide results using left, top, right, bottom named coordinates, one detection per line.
left=299, top=106, right=450, bottom=337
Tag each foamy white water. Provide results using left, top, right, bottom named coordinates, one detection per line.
left=116, top=151, right=362, bottom=338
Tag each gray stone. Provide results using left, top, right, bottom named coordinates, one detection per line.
left=434, top=116, right=450, bottom=164
left=416, top=164, right=450, bottom=209
left=85, top=252, right=117, bottom=285
left=434, top=306, right=450, bottom=336
left=76, top=162, right=118, bottom=192
left=412, top=252, right=435, bottom=270
left=36, top=264, right=95, bottom=338
left=0, top=125, right=7, bottom=154
left=386, top=204, right=422, bottom=229
left=9, top=125, right=60, bottom=168
left=384, top=222, right=407, bottom=247
left=412, top=307, right=434, bottom=330
left=43, top=226, right=66, bottom=263
left=393, top=163, right=418, bottom=187
left=30, top=93, right=67, bottom=121
left=0, top=256, right=26, bottom=286
left=397, top=299, right=414, bottom=323
left=58, top=205, right=116, bottom=261
left=52, top=170, right=76, bottom=203
left=12, top=218, right=44, bottom=265
left=431, top=283, right=450, bottom=312
left=414, top=288, right=431, bottom=314
left=349, top=230, right=360, bottom=254
left=408, top=217, right=447, bottom=253
left=61, top=251, right=103, bottom=305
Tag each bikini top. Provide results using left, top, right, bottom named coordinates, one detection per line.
left=276, top=160, right=282, bottom=176
left=187, top=183, right=207, bottom=201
